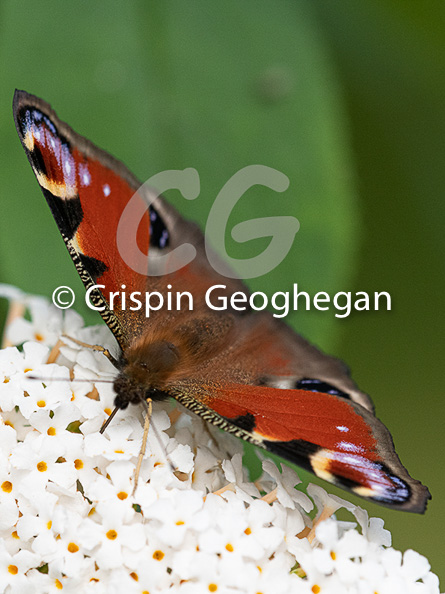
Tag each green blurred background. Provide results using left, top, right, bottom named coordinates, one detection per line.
left=0, top=0, right=443, bottom=582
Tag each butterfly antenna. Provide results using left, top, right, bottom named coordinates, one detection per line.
left=26, top=375, right=115, bottom=383
left=99, top=406, right=120, bottom=434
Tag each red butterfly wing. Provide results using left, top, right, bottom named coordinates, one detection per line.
left=172, top=381, right=430, bottom=512
left=13, top=90, right=152, bottom=348
left=13, top=90, right=250, bottom=350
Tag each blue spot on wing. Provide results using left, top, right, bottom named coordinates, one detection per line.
left=149, top=206, right=169, bottom=249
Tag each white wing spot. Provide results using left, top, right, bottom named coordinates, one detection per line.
left=336, top=425, right=349, bottom=433
left=103, top=184, right=111, bottom=197
left=337, top=441, right=365, bottom=454
left=79, top=163, right=91, bottom=187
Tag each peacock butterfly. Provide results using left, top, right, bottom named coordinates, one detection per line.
left=12, top=90, right=430, bottom=512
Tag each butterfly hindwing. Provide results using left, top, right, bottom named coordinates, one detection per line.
left=171, top=381, right=430, bottom=512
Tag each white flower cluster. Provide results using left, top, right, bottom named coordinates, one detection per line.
left=0, top=285, right=442, bottom=594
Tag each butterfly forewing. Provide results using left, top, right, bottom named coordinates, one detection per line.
left=13, top=90, right=154, bottom=349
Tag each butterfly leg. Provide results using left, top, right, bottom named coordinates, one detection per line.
left=99, top=406, right=120, bottom=434
left=132, top=398, right=153, bottom=495
left=61, top=334, right=119, bottom=368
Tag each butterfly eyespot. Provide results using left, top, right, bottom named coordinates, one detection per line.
left=149, top=206, right=169, bottom=249
left=295, top=378, right=350, bottom=398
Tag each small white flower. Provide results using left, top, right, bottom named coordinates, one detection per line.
left=274, top=501, right=308, bottom=556
left=85, top=459, right=135, bottom=505
left=48, top=512, right=96, bottom=578
left=262, top=459, right=313, bottom=512
left=0, top=539, right=41, bottom=593
left=78, top=501, right=146, bottom=570
left=188, top=445, right=222, bottom=492
left=16, top=490, right=59, bottom=557
left=11, top=432, right=77, bottom=492
left=222, top=452, right=260, bottom=502
left=144, top=488, right=208, bottom=547
left=312, top=519, right=366, bottom=582
left=0, top=407, right=32, bottom=442
left=0, top=342, right=64, bottom=413
left=244, top=498, right=285, bottom=556
left=307, top=482, right=356, bottom=518
left=84, top=417, right=142, bottom=460
left=28, top=402, right=81, bottom=439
